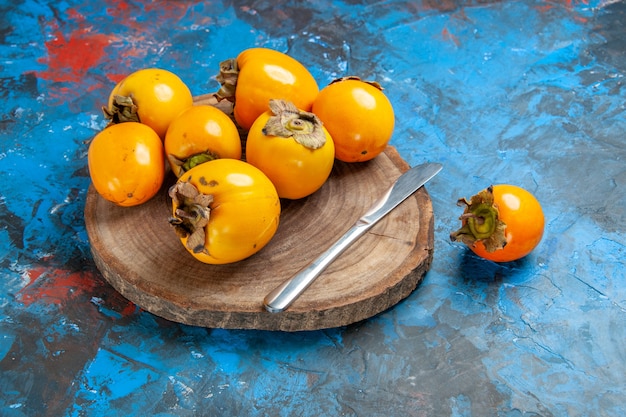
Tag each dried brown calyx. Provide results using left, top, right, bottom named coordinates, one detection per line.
left=168, top=181, right=214, bottom=254
left=262, top=99, right=326, bottom=150
left=213, top=58, right=239, bottom=103
left=102, top=95, right=140, bottom=125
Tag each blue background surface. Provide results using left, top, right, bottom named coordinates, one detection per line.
left=1, top=0, right=625, bottom=416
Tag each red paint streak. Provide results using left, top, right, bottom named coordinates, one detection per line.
left=37, top=27, right=110, bottom=84
left=36, top=1, right=204, bottom=93
left=142, top=0, right=195, bottom=18
left=537, top=0, right=591, bottom=11
left=536, top=4, right=555, bottom=12
left=563, top=0, right=591, bottom=7
left=66, top=7, right=85, bottom=21
left=120, top=302, right=138, bottom=317
left=34, top=8, right=118, bottom=105
left=18, top=267, right=98, bottom=306
left=535, top=0, right=589, bottom=23
left=35, top=5, right=155, bottom=88
left=573, top=15, right=589, bottom=24
left=100, top=0, right=200, bottom=83
left=441, top=27, right=460, bottom=47
left=17, top=265, right=139, bottom=319
left=108, top=73, right=127, bottom=84
left=105, top=0, right=194, bottom=31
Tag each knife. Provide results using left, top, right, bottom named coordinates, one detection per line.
left=263, top=161, right=442, bottom=313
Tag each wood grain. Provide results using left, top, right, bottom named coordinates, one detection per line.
left=84, top=146, right=434, bottom=331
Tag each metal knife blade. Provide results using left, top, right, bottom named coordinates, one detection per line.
left=263, top=161, right=443, bottom=313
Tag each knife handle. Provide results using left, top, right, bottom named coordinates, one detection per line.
left=263, top=220, right=372, bottom=313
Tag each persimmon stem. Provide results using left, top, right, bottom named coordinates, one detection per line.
left=462, top=203, right=497, bottom=240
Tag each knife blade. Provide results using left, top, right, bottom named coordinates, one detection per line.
left=263, top=161, right=443, bottom=313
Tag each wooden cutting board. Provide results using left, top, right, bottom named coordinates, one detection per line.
left=84, top=144, right=435, bottom=332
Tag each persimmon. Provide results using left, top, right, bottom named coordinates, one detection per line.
left=451, top=184, right=545, bottom=262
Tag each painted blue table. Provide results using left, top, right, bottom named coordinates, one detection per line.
left=1, top=0, right=625, bottom=415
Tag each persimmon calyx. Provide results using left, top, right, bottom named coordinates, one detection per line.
left=262, top=99, right=326, bottom=150
left=450, top=185, right=507, bottom=253
left=168, top=182, right=213, bottom=254
left=102, top=95, right=140, bottom=124
left=214, top=58, right=239, bottom=103
left=169, top=152, right=220, bottom=175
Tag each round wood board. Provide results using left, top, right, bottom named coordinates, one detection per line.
left=84, top=146, right=435, bottom=331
